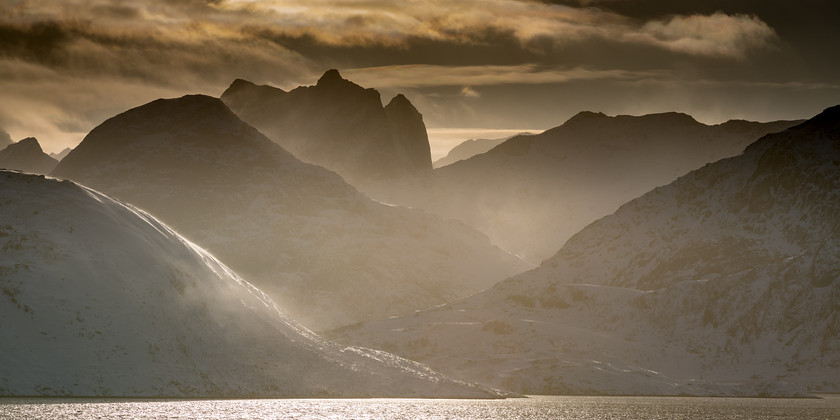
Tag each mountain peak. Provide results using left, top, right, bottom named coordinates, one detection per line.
left=385, top=94, right=420, bottom=116
left=566, top=111, right=607, bottom=124
left=317, top=69, right=345, bottom=86
left=15, top=137, right=45, bottom=153
left=0, top=137, right=58, bottom=174
left=635, top=111, right=699, bottom=126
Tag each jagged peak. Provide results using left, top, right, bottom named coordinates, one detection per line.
left=317, top=69, right=345, bottom=86
left=385, top=94, right=420, bottom=115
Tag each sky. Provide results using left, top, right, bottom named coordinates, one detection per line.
left=2, top=0, right=840, bottom=155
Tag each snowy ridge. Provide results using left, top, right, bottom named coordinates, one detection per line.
left=331, top=106, right=840, bottom=397
left=0, top=171, right=502, bottom=398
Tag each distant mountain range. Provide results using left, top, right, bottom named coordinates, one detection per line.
left=49, top=147, right=73, bottom=161
left=393, top=112, right=802, bottom=263
left=433, top=135, right=519, bottom=168
left=52, top=94, right=528, bottom=332
left=330, top=106, right=840, bottom=397
left=0, top=137, right=58, bottom=174
left=0, top=170, right=499, bottom=398
left=222, top=70, right=432, bottom=191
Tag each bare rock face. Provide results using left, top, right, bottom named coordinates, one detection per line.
left=0, top=137, right=59, bottom=175
left=332, top=106, right=840, bottom=397
left=52, top=95, right=528, bottom=332
left=221, top=70, right=432, bottom=189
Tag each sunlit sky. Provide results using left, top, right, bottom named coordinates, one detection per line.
left=2, top=0, right=839, bottom=155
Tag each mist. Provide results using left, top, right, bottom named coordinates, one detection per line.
left=3, top=0, right=839, bottom=407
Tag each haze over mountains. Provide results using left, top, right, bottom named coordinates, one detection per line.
left=0, top=171, right=499, bottom=398
left=4, top=61, right=837, bottom=399
left=433, top=136, right=510, bottom=168
left=0, top=137, right=59, bottom=175
left=51, top=94, right=527, bottom=332
left=221, top=70, right=432, bottom=192
left=398, top=113, right=802, bottom=263
left=331, top=106, right=840, bottom=396
left=0, top=129, right=11, bottom=149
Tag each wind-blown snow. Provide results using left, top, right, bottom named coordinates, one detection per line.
left=0, top=171, right=502, bottom=398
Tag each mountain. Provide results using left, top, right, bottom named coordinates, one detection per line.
left=330, top=106, right=840, bottom=397
left=221, top=70, right=432, bottom=190
left=433, top=136, right=515, bottom=168
left=400, top=112, right=802, bottom=263
left=49, top=147, right=73, bottom=161
left=52, top=95, right=528, bottom=332
left=0, top=171, right=499, bottom=398
left=0, top=137, right=59, bottom=174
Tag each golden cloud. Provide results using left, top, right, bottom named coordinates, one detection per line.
left=342, top=64, right=663, bottom=88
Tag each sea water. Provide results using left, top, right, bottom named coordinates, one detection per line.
left=2, top=394, right=840, bottom=419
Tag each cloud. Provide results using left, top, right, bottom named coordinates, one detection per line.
left=628, top=12, right=777, bottom=58
left=341, top=64, right=662, bottom=89
left=460, top=87, right=481, bottom=98
left=0, top=0, right=797, bottom=150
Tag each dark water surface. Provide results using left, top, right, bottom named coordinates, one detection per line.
left=2, top=394, right=839, bottom=419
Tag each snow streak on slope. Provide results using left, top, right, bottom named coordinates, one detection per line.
left=331, top=106, right=840, bottom=397
left=0, top=171, right=501, bottom=398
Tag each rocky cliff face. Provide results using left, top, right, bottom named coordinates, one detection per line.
left=331, top=106, right=840, bottom=397
left=52, top=95, right=528, bottom=332
left=221, top=70, right=432, bottom=190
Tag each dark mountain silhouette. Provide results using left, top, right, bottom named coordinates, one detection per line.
left=221, top=70, right=432, bottom=191
left=433, top=135, right=523, bottom=168
left=397, top=112, right=802, bottom=263
left=333, top=106, right=840, bottom=396
left=0, top=137, right=59, bottom=174
left=49, top=147, right=73, bottom=161
left=52, top=95, right=527, bottom=332
left=0, top=170, right=500, bottom=398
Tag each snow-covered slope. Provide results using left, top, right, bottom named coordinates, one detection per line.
left=399, top=112, right=802, bottom=263
left=0, top=138, right=59, bottom=174
left=52, top=95, right=528, bottom=331
left=331, top=106, right=840, bottom=397
left=221, top=70, right=432, bottom=190
left=0, top=171, right=501, bottom=398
